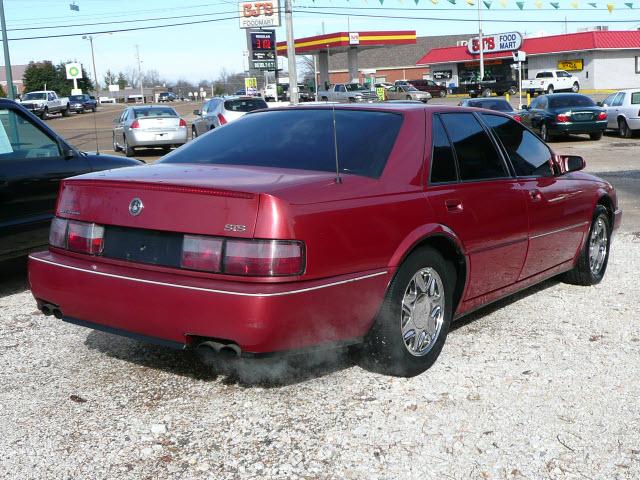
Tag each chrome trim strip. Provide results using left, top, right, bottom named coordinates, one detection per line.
left=530, top=221, right=589, bottom=240
left=29, top=256, right=388, bottom=297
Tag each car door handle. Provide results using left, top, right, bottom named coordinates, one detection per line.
left=445, top=199, right=463, bottom=212
left=529, top=189, right=542, bottom=202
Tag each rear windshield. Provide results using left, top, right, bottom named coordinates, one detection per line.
left=23, top=92, right=47, bottom=100
left=536, top=72, right=553, bottom=78
left=548, top=95, right=595, bottom=108
left=223, top=99, right=267, bottom=112
left=345, top=84, right=368, bottom=92
left=467, top=99, right=513, bottom=112
left=631, top=92, right=640, bottom=104
left=160, top=109, right=403, bottom=178
left=134, top=107, right=177, bottom=118
left=69, top=95, right=87, bottom=101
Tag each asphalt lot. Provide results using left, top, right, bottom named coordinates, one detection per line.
left=0, top=98, right=639, bottom=479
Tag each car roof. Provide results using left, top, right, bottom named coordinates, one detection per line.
left=267, top=103, right=512, bottom=117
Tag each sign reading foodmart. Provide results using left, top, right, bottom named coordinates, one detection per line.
left=467, top=32, right=523, bottom=55
left=238, top=1, right=281, bottom=28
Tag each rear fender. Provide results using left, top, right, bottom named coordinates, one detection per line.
left=388, top=223, right=467, bottom=269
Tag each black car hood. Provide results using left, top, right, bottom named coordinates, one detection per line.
left=83, top=152, right=144, bottom=171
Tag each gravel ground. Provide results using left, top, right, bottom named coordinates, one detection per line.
left=1, top=231, right=638, bottom=479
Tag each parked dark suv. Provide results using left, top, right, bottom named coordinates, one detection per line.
left=0, top=99, right=142, bottom=261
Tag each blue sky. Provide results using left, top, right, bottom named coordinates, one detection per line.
left=2, top=0, right=640, bottom=84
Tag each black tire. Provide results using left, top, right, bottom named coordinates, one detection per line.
left=321, top=96, right=328, bottom=101
left=571, top=82, right=580, bottom=93
left=439, top=90, right=446, bottom=98
left=92, top=107, right=97, bottom=113
left=540, top=123, right=551, bottom=142
left=496, top=91, right=504, bottom=97
left=406, top=95, right=412, bottom=100
left=589, top=131, right=603, bottom=141
left=546, top=85, right=554, bottom=95
left=470, top=93, right=478, bottom=98
left=508, top=86, right=518, bottom=95
left=363, top=246, right=455, bottom=377
left=563, top=205, right=611, bottom=286
left=191, top=126, right=198, bottom=139
left=123, top=136, right=135, bottom=157
left=61, top=105, right=70, bottom=117
left=40, top=107, right=48, bottom=120
left=618, top=118, right=632, bottom=138
left=482, top=88, right=492, bottom=97
left=112, top=133, right=121, bottom=152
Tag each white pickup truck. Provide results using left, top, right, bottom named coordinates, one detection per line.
left=521, top=70, right=580, bottom=95
left=18, top=90, right=70, bottom=119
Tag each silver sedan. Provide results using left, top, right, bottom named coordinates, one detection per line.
left=191, top=96, right=268, bottom=138
left=385, top=85, right=431, bottom=103
left=112, top=106, right=188, bottom=157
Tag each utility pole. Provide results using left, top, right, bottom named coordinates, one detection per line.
left=83, top=35, right=99, bottom=95
left=477, top=0, right=484, bottom=82
left=135, top=45, right=144, bottom=103
left=0, top=0, right=14, bottom=99
left=284, top=0, right=298, bottom=104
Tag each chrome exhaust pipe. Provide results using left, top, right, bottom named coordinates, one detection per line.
left=52, top=308, right=63, bottom=319
left=196, top=340, right=241, bottom=358
left=41, top=305, right=52, bottom=316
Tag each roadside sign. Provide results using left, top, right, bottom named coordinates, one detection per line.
left=250, top=30, right=277, bottom=70
left=108, top=84, right=120, bottom=92
left=349, top=32, right=360, bottom=45
left=65, top=62, right=83, bottom=80
left=238, top=1, right=281, bottom=28
left=467, top=32, right=523, bottom=55
left=376, top=87, right=386, bottom=102
left=245, top=77, right=258, bottom=95
left=557, top=59, right=583, bottom=71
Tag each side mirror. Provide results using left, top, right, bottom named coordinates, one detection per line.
left=193, top=109, right=201, bottom=116
left=556, top=154, right=586, bottom=174
left=520, top=104, right=530, bottom=110
left=596, top=101, right=603, bottom=107
left=62, top=147, right=75, bottom=159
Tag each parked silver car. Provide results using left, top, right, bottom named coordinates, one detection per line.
left=191, top=96, right=268, bottom=138
left=112, top=106, right=188, bottom=157
left=385, top=85, right=431, bottom=103
left=600, top=89, right=640, bottom=138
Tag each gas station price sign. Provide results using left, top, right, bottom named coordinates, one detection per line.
left=250, top=30, right=277, bottom=70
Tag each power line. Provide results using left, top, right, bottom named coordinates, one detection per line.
left=295, top=4, right=637, bottom=11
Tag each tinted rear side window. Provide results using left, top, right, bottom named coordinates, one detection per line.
left=631, top=92, right=640, bottom=104
left=160, top=109, right=403, bottom=178
left=440, top=113, right=507, bottom=181
left=223, top=99, right=267, bottom=112
left=482, top=114, right=552, bottom=177
left=430, top=115, right=457, bottom=183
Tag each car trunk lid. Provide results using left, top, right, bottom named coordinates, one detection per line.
left=135, top=116, right=182, bottom=131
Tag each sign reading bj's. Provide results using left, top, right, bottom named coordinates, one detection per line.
left=238, top=1, right=281, bottom=28
left=467, top=32, right=523, bottom=55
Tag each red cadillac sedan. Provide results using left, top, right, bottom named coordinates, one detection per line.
left=28, top=104, right=621, bottom=377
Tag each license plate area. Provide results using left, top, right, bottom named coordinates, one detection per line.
left=572, top=112, right=593, bottom=121
left=102, top=226, right=183, bottom=268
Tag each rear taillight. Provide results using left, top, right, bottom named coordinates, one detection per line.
left=181, top=235, right=222, bottom=272
left=224, top=239, right=304, bottom=276
left=130, top=119, right=140, bottom=129
left=597, top=111, right=607, bottom=120
left=513, top=115, right=522, bottom=122
left=179, top=118, right=187, bottom=127
left=556, top=114, right=570, bottom=122
left=49, top=217, right=68, bottom=249
left=217, top=113, right=227, bottom=125
left=66, top=220, right=104, bottom=254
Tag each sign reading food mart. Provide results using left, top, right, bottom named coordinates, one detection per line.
left=557, top=59, right=584, bottom=71
left=238, top=1, right=281, bottom=28
left=467, top=32, right=523, bottom=55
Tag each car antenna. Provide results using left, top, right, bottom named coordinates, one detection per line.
left=331, top=102, right=342, bottom=184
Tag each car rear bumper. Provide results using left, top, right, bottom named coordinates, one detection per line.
left=128, top=129, right=188, bottom=147
left=28, top=251, right=391, bottom=354
left=551, top=121, right=607, bottom=134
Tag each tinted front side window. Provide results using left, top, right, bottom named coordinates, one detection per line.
left=0, top=108, right=60, bottom=161
left=161, top=109, right=403, bottom=179
left=482, top=114, right=552, bottom=177
left=440, top=113, right=507, bottom=181
left=430, top=115, right=457, bottom=183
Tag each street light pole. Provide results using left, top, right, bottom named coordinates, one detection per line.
left=0, top=0, right=15, bottom=99
left=83, top=35, right=100, bottom=95
left=477, top=0, right=485, bottom=82
left=135, top=45, right=144, bottom=103
left=284, top=0, right=298, bottom=104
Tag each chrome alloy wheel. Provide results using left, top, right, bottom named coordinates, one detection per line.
left=589, top=217, right=608, bottom=275
left=400, top=268, right=445, bottom=357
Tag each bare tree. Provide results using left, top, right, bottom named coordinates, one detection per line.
left=103, top=69, right=117, bottom=87
left=142, top=69, right=163, bottom=87
left=124, top=65, right=140, bottom=88
left=298, top=55, right=315, bottom=85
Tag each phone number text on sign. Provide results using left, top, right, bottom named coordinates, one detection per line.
left=467, top=32, right=523, bottom=55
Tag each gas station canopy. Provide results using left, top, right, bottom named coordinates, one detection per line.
left=276, top=30, right=416, bottom=86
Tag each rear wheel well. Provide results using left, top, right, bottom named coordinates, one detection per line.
left=406, top=235, right=466, bottom=314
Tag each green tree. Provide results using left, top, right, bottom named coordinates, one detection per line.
left=22, top=60, right=94, bottom=95
left=117, top=72, right=127, bottom=90
left=103, top=69, right=116, bottom=87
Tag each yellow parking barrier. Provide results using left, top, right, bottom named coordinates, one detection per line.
left=527, top=92, right=531, bottom=106
left=505, top=93, right=510, bottom=102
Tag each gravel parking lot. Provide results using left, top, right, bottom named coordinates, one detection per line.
left=1, top=102, right=639, bottom=479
